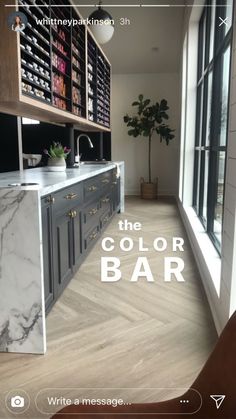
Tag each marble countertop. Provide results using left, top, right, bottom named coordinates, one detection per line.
left=0, top=162, right=123, bottom=196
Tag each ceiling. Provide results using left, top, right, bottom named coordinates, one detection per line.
left=73, top=0, right=185, bottom=74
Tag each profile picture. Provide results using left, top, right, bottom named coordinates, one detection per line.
left=8, top=11, right=28, bottom=33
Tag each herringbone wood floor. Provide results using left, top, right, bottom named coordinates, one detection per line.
left=0, top=197, right=217, bottom=418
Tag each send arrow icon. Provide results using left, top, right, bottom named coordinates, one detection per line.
left=210, top=395, right=226, bottom=409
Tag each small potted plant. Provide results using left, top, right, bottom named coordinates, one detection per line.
left=44, top=142, right=71, bottom=172
left=124, top=95, right=175, bottom=199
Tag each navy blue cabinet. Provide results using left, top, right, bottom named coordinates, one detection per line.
left=41, top=169, right=120, bottom=313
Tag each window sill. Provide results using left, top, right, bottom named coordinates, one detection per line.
left=182, top=206, right=221, bottom=296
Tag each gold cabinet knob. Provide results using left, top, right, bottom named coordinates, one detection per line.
left=65, top=193, right=78, bottom=200
left=68, top=210, right=77, bottom=218
left=88, top=185, right=97, bottom=192
left=46, top=196, right=55, bottom=204
left=89, top=208, right=98, bottom=216
left=89, top=231, right=98, bottom=240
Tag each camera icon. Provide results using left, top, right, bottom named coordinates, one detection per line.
left=10, top=395, right=25, bottom=408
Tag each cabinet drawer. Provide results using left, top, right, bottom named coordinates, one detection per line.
left=98, top=170, right=112, bottom=188
left=100, top=209, right=111, bottom=230
left=83, top=176, right=100, bottom=204
left=100, top=193, right=111, bottom=212
left=84, top=224, right=100, bottom=251
left=53, top=183, right=83, bottom=213
left=83, top=201, right=100, bottom=233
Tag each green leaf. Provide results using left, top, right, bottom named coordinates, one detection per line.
left=143, top=99, right=151, bottom=108
left=162, top=113, right=169, bottom=120
left=124, top=95, right=174, bottom=146
left=127, top=129, right=134, bottom=136
left=160, top=99, right=168, bottom=109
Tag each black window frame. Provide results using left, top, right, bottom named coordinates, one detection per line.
left=193, top=0, right=233, bottom=254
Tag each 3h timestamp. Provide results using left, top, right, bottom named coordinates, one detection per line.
left=120, top=17, right=131, bottom=25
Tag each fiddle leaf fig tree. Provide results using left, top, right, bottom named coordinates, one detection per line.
left=124, top=94, right=175, bottom=184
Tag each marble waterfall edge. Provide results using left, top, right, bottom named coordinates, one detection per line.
left=0, top=189, right=46, bottom=354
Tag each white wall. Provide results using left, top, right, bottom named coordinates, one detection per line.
left=111, top=73, right=180, bottom=196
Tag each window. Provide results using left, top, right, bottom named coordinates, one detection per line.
left=179, top=35, right=187, bottom=202
left=193, top=0, right=233, bottom=253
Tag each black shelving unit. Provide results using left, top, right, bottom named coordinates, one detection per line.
left=87, top=34, right=111, bottom=128
left=71, top=7, right=86, bottom=118
left=50, top=0, right=72, bottom=112
left=18, top=0, right=110, bottom=128
left=87, top=33, right=97, bottom=124
left=97, top=50, right=111, bottom=127
left=19, top=0, right=52, bottom=104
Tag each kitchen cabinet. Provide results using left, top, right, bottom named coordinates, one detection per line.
left=41, top=168, right=120, bottom=313
left=100, top=209, right=112, bottom=230
left=53, top=203, right=83, bottom=299
left=52, top=182, right=83, bottom=301
left=71, top=205, right=83, bottom=270
left=0, top=163, right=123, bottom=354
left=83, top=223, right=100, bottom=252
left=83, top=200, right=100, bottom=236
left=82, top=171, right=113, bottom=253
left=52, top=208, right=74, bottom=299
left=112, top=170, right=121, bottom=213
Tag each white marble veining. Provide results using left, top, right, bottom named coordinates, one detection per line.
left=0, top=162, right=124, bottom=354
left=0, top=189, right=46, bottom=354
left=0, top=162, right=124, bottom=197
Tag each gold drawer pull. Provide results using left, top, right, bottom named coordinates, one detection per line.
left=68, top=210, right=77, bottom=218
left=65, top=193, right=78, bottom=200
left=101, top=179, right=109, bottom=184
left=89, top=232, right=98, bottom=240
left=88, top=185, right=97, bottom=192
left=102, top=198, right=110, bottom=204
left=89, top=208, right=98, bottom=216
left=46, top=196, right=55, bottom=204
left=112, top=181, right=117, bottom=185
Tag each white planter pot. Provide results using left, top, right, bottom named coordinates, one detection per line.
left=47, top=157, right=66, bottom=172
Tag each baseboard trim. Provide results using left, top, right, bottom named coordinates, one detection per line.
left=177, top=199, right=223, bottom=335
left=125, top=191, right=177, bottom=197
